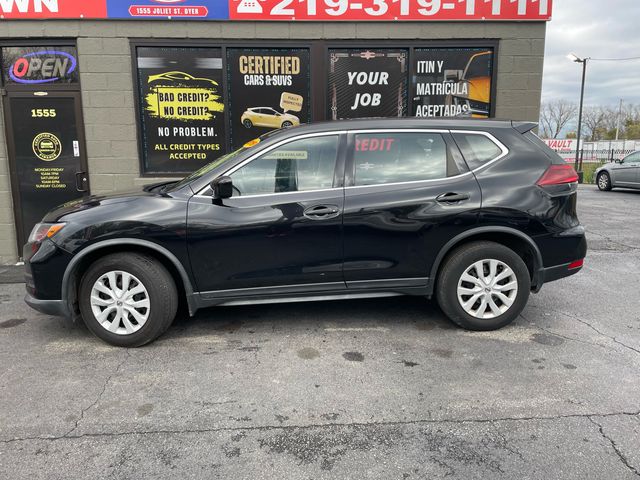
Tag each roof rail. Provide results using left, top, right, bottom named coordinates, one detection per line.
left=511, top=121, right=538, bottom=134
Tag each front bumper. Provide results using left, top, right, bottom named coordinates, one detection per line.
left=23, top=238, right=73, bottom=317
left=24, top=293, right=68, bottom=317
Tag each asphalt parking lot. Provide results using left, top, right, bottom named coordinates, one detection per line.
left=1, top=185, right=639, bottom=479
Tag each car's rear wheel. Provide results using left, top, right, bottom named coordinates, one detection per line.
left=597, top=171, right=612, bottom=191
left=78, top=253, right=178, bottom=347
left=281, top=121, right=293, bottom=128
left=436, top=241, right=530, bottom=331
left=243, top=119, right=253, bottom=128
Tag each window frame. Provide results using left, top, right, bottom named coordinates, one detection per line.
left=343, top=129, right=508, bottom=190
left=196, top=131, right=347, bottom=198
left=348, top=129, right=450, bottom=188
left=451, top=130, right=509, bottom=171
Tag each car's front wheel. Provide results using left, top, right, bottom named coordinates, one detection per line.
left=597, top=171, right=612, bottom=191
left=78, top=252, right=178, bottom=347
left=281, top=121, right=293, bottom=128
left=243, top=119, right=253, bottom=128
left=436, top=241, right=531, bottom=331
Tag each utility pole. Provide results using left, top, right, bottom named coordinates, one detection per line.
left=615, top=98, right=623, bottom=141
left=567, top=55, right=589, bottom=173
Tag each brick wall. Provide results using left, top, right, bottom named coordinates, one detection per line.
left=0, top=20, right=546, bottom=263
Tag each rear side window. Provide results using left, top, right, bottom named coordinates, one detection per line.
left=452, top=132, right=503, bottom=170
left=353, top=132, right=449, bottom=186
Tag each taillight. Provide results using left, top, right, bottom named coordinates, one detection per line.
left=536, top=164, right=579, bottom=186
left=568, top=259, right=584, bottom=270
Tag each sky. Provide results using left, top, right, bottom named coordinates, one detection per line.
left=541, top=0, right=640, bottom=108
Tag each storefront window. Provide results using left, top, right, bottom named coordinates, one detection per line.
left=135, top=46, right=227, bottom=175
left=413, top=48, right=494, bottom=118
left=226, top=48, right=311, bottom=150
left=328, top=48, right=408, bottom=120
left=130, top=42, right=497, bottom=176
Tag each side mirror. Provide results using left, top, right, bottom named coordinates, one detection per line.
left=615, top=159, right=622, bottom=164
left=211, top=176, right=233, bottom=200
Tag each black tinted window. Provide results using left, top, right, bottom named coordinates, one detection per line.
left=452, top=132, right=503, bottom=169
left=231, top=136, right=338, bottom=196
left=353, top=133, right=448, bottom=186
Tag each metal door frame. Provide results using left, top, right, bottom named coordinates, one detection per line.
left=2, top=90, right=90, bottom=251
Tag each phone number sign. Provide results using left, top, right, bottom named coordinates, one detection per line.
left=0, top=0, right=551, bottom=20
left=229, top=0, right=553, bottom=21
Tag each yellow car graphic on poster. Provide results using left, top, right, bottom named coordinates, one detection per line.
left=445, top=51, right=492, bottom=118
left=147, top=71, right=218, bottom=87
left=241, top=107, right=300, bottom=129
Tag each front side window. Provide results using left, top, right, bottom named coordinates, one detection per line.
left=452, top=132, right=503, bottom=170
left=353, top=132, right=448, bottom=186
left=623, top=152, right=640, bottom=163
left=230, top=136, right=339, bottom=196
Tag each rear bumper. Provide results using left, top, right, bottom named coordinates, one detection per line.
left=541, top=261, right=583, bottom=284
left=24, top=293, right=68, bottom=317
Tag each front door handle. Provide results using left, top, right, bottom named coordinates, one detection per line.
left=436, top=192, right=470, bottom=204
left=75, top=171, right=88, bottom=192
left=304, top=204, right=340, bottom=220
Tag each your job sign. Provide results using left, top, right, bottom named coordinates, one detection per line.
left=328, top=49, right=408, bottom=120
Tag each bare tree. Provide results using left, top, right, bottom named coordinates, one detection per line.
left=539, top=100, right=577, bottom=138
left=582, top=106, right=608, bottom=141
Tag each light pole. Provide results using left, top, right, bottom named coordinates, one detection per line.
left=567, top=53, right=589, bottom=175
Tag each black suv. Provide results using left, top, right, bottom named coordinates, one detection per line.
left=24, top=118, right=586, bottom=347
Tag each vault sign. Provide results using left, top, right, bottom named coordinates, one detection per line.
left=2, top=46, right=79, bottom=85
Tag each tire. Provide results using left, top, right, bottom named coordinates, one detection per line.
left=78, top=253, right=178, bottom=347
left=242, top=119, right=253, bottom=128
left=597, top=171, right=612, bottom=191
left=436, top=241, right=531, bottom=331
left=281, top=121, right=293, bottom=128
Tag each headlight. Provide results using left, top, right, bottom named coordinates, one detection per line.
left=28, top=223, right=66, bottom=243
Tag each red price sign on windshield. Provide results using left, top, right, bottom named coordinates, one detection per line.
left=229, top=0, right=552, bottom=21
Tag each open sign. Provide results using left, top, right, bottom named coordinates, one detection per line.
left=8, top=50, right=77, bottom=84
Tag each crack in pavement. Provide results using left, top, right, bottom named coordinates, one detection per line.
left=2, top=410, right=639, bottom=445
left=521, top=313, right=617, bottom=354
left=588, top=416, right=640, bottom=478
left=61, top=350, right=131, bottom=438
left=585, top=229, right=640, bottom=252
left=528, top=305, right=640, bottom=357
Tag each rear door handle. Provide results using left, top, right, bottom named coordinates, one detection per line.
left=304, top=204, right=340, bottom=220
left=436, top=192, right=470, bottom=204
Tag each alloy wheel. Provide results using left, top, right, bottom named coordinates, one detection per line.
left=598, top=174, right=609, bottom=190
left=90, top=270, right=150, bottom=335
left=456, top=259, right=518, bottom=319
